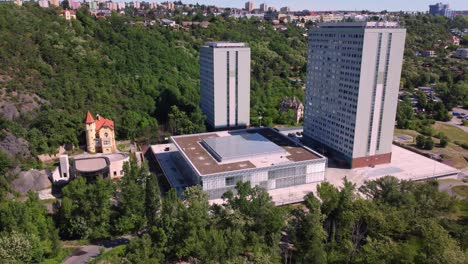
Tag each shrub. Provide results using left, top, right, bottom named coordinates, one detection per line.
left=416, top=135, right=426, bottom=148
left=439, top=137, right=448, bottom=148
left=424, top=137, right=434, bottom=150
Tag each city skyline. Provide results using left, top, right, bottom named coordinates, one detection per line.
left=182, top=0, right=468, bottom=11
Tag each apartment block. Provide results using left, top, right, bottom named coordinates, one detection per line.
left=200, top=42, right=251, bottom=130
left=304, top=22, right=406, bottom=168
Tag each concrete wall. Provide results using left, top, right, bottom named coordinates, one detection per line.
left=109, top=155, right=129, bottom=180
left=354, top=28, right=406, bottom=158
left=199, top=160, right=326, bottom=199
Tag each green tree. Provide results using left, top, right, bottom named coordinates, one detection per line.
left=113, top=159, right=148, bottom=234
left=0, top=230, right=34, bottom=263
left=416, top=220, right=467, bottom=264
left=289, top=193, right=327, bottom=263
left=57, top=177, right=114, bottom=240
left=396, top=98, right=414, bottom=129
left=125, top=234, right=161, bottom=264
left=145, top=173, right=161, bottom=227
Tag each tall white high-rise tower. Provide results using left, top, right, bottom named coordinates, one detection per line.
left=304, top=22, right=406, bottom=168
left=200, top=42, right=251, bottom=130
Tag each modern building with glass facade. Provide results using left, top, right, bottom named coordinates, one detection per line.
left=304, top=22, right=406, bottom=168
left=200, top=42, right=251, bottom=130
left=153, top=127, right=326, bottom=201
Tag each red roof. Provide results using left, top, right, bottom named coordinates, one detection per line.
left=85, top=111, right=95, bottom=124
left=84, top=111, right=114, bottom=131
left=95, top=116, right=114, bottom=131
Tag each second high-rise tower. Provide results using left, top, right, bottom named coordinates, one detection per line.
left=200, top=42, right=251, bottom=130
left=304, top=22, right=406, bottom=168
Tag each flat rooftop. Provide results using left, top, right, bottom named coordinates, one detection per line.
left=75, top=157, right=108, bottom=173
left=73, top=152, right=128, bottom=173
left=317, top=21, right=401, bottom=29
left=205, top=42, right=248, bottom=48
left=202, top=133, right=287, bottom=162
left=171, top=128, right=323, bottom=176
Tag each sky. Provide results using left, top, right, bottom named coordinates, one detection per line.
left=180, top=0, right=468, bottom=12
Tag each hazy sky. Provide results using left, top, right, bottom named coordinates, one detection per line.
left=180, top=0, right=468, bottom=12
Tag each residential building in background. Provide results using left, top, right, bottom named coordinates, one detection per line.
left=85, top=111, right=117, bottom=153
left=50, top=0, right=59, bottom=7
left=200, top=42, right=251, bottom=130
left=245, top=1, right=254, bottom=12
left=167, top=1, right=175, bottom=11
left=279, top=97, right=304, bottom=124
left=429, top=2, right=454, bottom=18
left=38, top=0, right=49, bottom=8
left=304, top=22, right=406, bottom=168
left=69, top=0, right=81, bottom=9
left=280, top=6, right=290, bottom=13
left=259, top=3, right=268, bottom=12
left=421, top=50, right=436, bottom=57
left=429, top=2, right=450, bottom=15
left=447, top=36, right=460, bottom=46
left=455, top=48, right=468, bottom=58
left=60, top=9, right=76, bottom=20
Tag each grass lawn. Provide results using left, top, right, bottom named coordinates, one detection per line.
left=452, top=186, right=468, bottom=199
left=437, top=179, right=463, bottom=184
left=433, top=123, right=468, bottom=144
left=394, top=126, right=468, bottom=169
left=40, top=248, right=73, bottom=264
left=454, top=200, right=468, bottom=219
left=394, top=128, right=421, bottom=139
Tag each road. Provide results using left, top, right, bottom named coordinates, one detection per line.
left=62, top=236, right=131, bottom=264
left=438, top=179, right=468, bottom=200
left=442, top=118, right=468, bottom=133
left=62, top=245, right=101, bottom=264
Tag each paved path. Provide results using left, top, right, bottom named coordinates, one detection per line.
left=62, top=236, right=131, bottom=264
left=62, top=245, right=101, bottom=264
left=438, top=180, right=468, bottom=200
left=445, top=108, right=468, bottom=133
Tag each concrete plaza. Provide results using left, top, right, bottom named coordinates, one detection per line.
left=211, top=144, right=460, bottom=206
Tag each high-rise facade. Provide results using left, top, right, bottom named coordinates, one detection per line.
left=200, top=42, right=251, bottom=130
left=304, top=22, right=406, bottom=168
left=245, top=1, right=254, bottom=12
left=429, top=2, right=452, bottom=18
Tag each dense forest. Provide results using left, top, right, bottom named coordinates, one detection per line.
left=1, top=158, right=467, bottom=263
left=0, top=3, right=306, bottom=159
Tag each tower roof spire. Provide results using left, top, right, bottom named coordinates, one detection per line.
left=85, top=111, right=95, bottom=124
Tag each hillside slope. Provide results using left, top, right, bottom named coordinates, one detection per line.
left=0, top=3, right=307, bottom=160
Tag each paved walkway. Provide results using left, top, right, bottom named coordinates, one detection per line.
left=62, top=236, right=131, bottom=264
left=62, top=246, right=101, bottom=264
left=445, top=109, right=468, bottom=133
left=438, top=180, right=468, bottom=200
